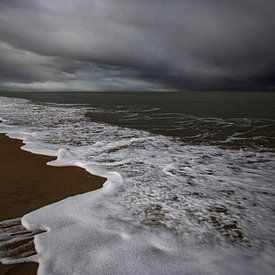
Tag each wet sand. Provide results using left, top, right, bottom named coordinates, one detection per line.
left=0, top=134, right=106, bottom=275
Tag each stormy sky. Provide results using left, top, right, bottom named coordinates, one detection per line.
left=0, top=0, right=274, bottom=91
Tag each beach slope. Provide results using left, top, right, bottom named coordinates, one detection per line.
left=0, top=134, right=106, bottom=274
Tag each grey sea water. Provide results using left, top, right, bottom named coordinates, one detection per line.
left=0, top=91, right=274, bottom=274
left=1, top=91, right=275, bottom=149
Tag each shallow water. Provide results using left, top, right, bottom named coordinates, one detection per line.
left=1, top=91, right=275, bottom=149
left=0, top=93, right=274, bottom=274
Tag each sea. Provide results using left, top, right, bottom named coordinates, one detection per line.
left=0, top=91, right=274, bottom=274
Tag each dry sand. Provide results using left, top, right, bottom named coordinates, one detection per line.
left=0, top=134, right=106, bottom=275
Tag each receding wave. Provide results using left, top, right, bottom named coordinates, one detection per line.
left=0, top=95, right=275, bottom=274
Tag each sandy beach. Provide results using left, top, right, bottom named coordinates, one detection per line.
left=0, top=134, right=106, bottom=275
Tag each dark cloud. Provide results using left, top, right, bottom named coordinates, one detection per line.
left=0, top=0, right=274, bottom=91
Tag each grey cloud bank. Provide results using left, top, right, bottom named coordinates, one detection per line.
left=0, top=0, right=274, bottom=91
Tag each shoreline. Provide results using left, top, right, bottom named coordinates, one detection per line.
left=0, top=133, right=106, bottom=274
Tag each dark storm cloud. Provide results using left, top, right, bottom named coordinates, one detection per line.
left=0, top=0, right=274, bottom=91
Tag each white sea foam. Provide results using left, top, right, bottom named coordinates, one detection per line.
left=0, top=96, right=275, bottom=274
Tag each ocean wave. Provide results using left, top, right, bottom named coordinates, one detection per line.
left=0, top=96, right=275, bottom=274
